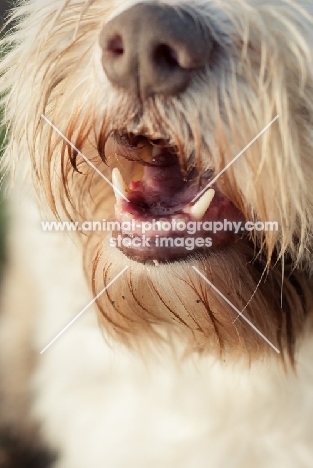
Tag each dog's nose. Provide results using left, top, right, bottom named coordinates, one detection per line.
left=100, top=3, right=212, bottom=99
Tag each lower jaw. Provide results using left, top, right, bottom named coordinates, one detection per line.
left=113, top=196, right=245, bottom=263
left=112, top=230, right=237, bottom=263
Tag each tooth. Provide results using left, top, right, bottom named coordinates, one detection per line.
left=112, top=168, right=127, bottom=201
left=190, top=189, right=215, bottom=220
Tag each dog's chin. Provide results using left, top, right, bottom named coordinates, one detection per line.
left=88, top=231, right=310, bottom=363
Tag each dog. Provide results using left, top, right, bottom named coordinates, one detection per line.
left=1, top=0, right=313, bottom=466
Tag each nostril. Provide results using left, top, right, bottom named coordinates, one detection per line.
left=100, top=3, right=212, bottom=98
left=106, top=35, right=124, bottom=56
left=154, top=44, right=179, bottom=68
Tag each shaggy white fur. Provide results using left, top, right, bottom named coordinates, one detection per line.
left=1, top=1, right=313, bottom=467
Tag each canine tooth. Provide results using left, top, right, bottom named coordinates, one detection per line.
left=190, top=189, right=215, bottom=220
left=112, top=168, right=127, bottom=201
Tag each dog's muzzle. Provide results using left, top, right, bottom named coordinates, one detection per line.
left=99, top=2, right=213, bottom=99
left=99, top=3, right=243, bottom=264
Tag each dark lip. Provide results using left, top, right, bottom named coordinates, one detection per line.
left=113, top=191, right=245, bottom=264
left=115, top=238, right=234, bottom=264
left=112, top=228, right=238, bottom=264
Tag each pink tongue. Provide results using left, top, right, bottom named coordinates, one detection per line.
left=142, top=161, right=186, bottom=202
left=126, top=153, right=196, bottom=215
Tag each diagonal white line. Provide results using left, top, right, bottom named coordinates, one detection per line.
left=192, top=115, right=279, bottom=203
left=192, top=266, right=280, bottom=353
left=41, top=114, right=130, bottom=203
left=40, top=266, right=129, bottom=354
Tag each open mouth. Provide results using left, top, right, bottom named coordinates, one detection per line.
left=105, top=132, right=245, bottom=263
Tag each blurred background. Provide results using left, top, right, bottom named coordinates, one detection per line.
left=0, top=5, right=57, bottom=466
left=0, top=2, right=9, bottom=23
left=0, top=3, right=12, bottom=467
left=0, top=1, right=9, bottom=277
